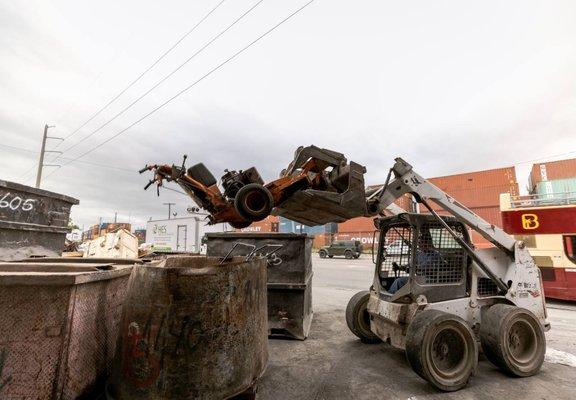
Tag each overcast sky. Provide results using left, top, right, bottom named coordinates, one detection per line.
left=1, top=0, right=575, bottom=229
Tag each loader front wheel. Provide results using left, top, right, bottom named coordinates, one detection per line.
left=346, top=291, right=381, bottom=344
left=480, top=304, right=545, bottom=377
left=406, top=310, right=477, bottom=392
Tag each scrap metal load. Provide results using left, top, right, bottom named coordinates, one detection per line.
left=140, top=145, right=375, bottom=228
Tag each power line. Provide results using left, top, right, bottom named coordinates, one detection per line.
left=54, top=0, right=265, bottom=160
left=0, top=143, right=134, bottom=176
left=512, top=150, right=576, bottom=166
left=60, top=0, right=228, bottom=143
left=44, top=0, right=317, bottom=182
left=36, top=0, right=228, bottom=175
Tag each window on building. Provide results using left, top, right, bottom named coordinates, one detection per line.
left=564, top=235, right=576, bottom=264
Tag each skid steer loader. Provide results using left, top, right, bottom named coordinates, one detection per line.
left=343, top=158, right=548, bottom=391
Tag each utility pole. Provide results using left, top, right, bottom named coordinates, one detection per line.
left=35, top=124, right=63, bottom=188
left=163, top=202, right=175, bottom=219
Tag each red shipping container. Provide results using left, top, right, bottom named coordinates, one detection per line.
left=313, top=233, right=332, bottom=249
left=338, top=217, right=376, bottom=233
left=529, top=158, right=576, bottom=190
left=425, top=184, right=518, bottom=210
left=238, top=215, right=279, bottom=233
left=428, top=167, right=518, bottom=209
left=429, top=167, right=517, bottom=190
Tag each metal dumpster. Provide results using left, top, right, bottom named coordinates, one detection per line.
left=0, top=260, right=134, bottom=400
left=109, top=256, right=268, bottom=400
left=0, top=180, right=79, bottom=261
left=206, top=233, right=313, bottom=340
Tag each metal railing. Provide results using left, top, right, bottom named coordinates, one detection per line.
left=509, top=191, right=576, bottom=208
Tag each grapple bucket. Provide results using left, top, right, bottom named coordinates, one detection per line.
left=273, top=161, right=368, bottom=225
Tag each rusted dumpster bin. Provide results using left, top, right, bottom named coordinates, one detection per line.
left=0, top=260, right=134, bottom=400
left=206, top=233, right=313, bottom=340
left=0, top=180, right=79, bottom=261
left=109, top=256, right=268, bottom=400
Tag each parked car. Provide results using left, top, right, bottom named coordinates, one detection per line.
left=319, top=240, right=362, bottom=259
left=384, top=239, right=408, bottom=255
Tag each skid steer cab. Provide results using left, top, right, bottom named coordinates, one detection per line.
left=346, top=213, right=547, bottom=392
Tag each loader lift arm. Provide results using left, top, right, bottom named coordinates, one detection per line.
left=364, top=158, right=516, bottom=293
left=367, top=158, right=516, bottom=254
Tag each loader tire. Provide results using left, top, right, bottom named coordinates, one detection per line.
left=346, top=291, right=381, bottom=344
left=406, top=310, right=477, bottom=392
left=187, top=163, right=217, bottom=187
left=234, top=183, right=274, bottom=222
left=480, top=304, right=545, bottom=377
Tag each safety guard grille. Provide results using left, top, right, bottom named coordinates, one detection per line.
left=414, top=224, right=466, bottom=285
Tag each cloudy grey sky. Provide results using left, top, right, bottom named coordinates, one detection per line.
left=1, top=0, right=575, bottom=229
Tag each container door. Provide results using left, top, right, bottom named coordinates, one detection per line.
left=177, top=225, right=187, bottom=251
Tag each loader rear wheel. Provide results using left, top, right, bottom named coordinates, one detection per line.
left=234, top=183, right=274, bottom=222
left=480, top=304, right=545, bottom=377
left=346, top=290, right=381, bottom=344
left=319, top=250, right=327, bottom=258
left=406, top=310, right=477, bottom=392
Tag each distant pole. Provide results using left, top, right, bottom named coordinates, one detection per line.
left=114, top=211, right=118, bottom=223
left=163, top=202, right=175, bottom=219
left=35, top=124, right=62, bottom=188
left=35, top=125, right=49, bottom=188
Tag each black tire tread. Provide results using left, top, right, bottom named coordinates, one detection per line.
left=234, top=183, right=274, bottom=222
left=345, top=290, right=381, bottom=344
left=480, top=304, right=545, bottom=377
left=187, top=163, right=217, bottom=187
left=406, top=310, right=477, bottom=392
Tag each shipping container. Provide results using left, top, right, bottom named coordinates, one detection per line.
left=529, top=158, right=576, bottom=190
left=334, top=231, right=379, bottom=249
left=338, top=216, right=376, bottom=233
left=145, top=215, right=231, bottom=253
left=278, top=217, right=336, bottom=235
left=429, top=166, right=517, bottom=191
left=238, top=215, right=279, bottom=233
left=312, top=233, right=332, bottom=249
left=534, top=178, right=576, bottom=197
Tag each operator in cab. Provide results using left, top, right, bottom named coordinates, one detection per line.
left=388, top=230, right=442, bottom=294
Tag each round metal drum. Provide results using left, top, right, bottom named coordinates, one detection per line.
left=109, top=256, right=268, bottom=399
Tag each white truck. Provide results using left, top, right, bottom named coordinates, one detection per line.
left=145, top=216, right=231, bottom=253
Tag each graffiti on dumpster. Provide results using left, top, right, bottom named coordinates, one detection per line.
left=222, top=241, right=284, bottom=267
left=0, top=349, right=13, bottom=393
left=0, top=192, right=35, bottom=212
left=122, top=314, right=203, bottom=388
